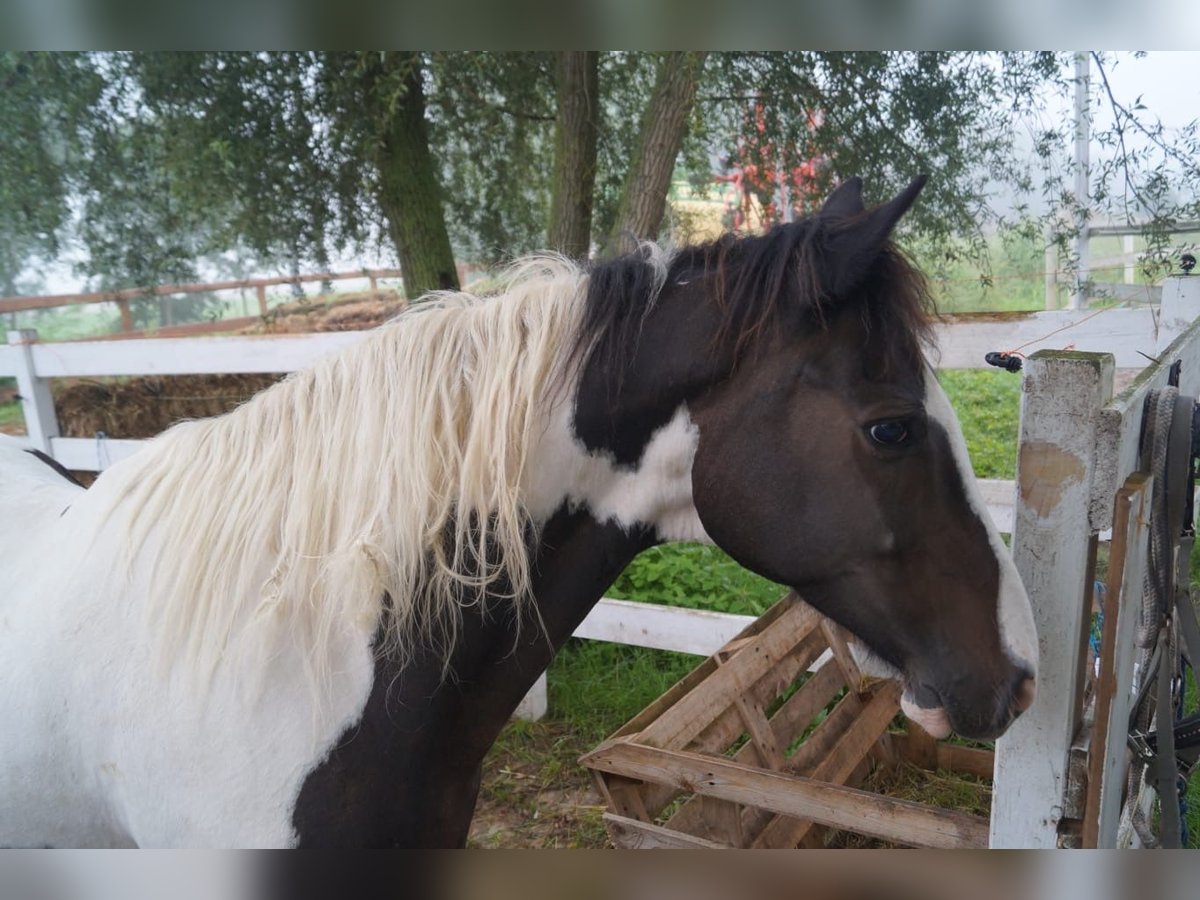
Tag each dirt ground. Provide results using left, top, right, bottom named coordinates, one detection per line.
left=467, top=722, right=610, bottom=849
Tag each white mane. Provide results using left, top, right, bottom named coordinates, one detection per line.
left=110, top=255, right=590, bottom=686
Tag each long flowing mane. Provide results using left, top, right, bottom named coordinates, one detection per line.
left=109, top=256, right=587, bottom=684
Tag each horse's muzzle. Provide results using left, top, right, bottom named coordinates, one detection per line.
left=904, top=665, right=1037, bottom=742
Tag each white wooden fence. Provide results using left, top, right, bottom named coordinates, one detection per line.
left=4, top=275, right=1200, bottom=846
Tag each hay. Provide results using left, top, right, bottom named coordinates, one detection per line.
left=52, top=289, right=408, bottom=441
left=820, top=757, right=993, bottom=848
left=242, top=290, right=406, bottom=335
left=54, top=374, right=285, bottom=440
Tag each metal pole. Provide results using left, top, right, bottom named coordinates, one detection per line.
left=1071, top=51, right=1091, bottom=310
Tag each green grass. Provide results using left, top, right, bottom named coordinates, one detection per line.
left=0, top=377, right=22, bottom=432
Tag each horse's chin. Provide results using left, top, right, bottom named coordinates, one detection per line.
left=899, top=691, right=953, bottom=739
left=846, top=637, right=953, bottom=740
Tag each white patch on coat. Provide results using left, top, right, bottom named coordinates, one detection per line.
left=900, top=696, right=953, bottom=739
left=0, top=436, right=380, bottom=848
left=923, top=369, right=1039, bottom=678
left=525, top=398, right=711, bottom=543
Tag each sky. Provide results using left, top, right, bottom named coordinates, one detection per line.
left=1083, top=51, right=1200, bottom=132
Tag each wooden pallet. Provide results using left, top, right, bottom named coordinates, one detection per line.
left=579, top=592, right=995, bottom=849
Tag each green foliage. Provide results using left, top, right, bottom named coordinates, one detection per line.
left=938, top=369, right=1023, bottom=479
left=0, top=53, right=101, bottom=293
left=608, top=543, right=782, bottom=616
left=548, top=640, right=699, bottom=744
left=427, top=52, right=557, bottom=264
left=4, top=51, right=1200, bottom=300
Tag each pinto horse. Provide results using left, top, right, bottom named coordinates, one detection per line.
left=0, top=177, right=1037, bottom=848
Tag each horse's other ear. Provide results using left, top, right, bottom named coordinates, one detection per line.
left=819, top=174, right=927, bottom=298
left=818, top=177, right=865, bottom=218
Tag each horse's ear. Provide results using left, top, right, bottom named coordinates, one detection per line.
left=820, top=174, right=927, bottom=298
left=818, top=177, right=865, bottom=218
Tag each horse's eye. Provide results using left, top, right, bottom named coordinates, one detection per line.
left=868, top=421, right=910, bottom=446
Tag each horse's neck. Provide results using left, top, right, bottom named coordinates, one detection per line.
left=292, top=505, right=651, bottom=847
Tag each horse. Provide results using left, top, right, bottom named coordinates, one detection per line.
left=0, top=176, right=1038, bottom=848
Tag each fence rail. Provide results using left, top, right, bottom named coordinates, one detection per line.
left=0, top=268, right=406, bottom=333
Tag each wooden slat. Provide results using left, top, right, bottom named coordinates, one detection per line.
left=1083, top=473, right=1152, bottom=848
left=602, top=593, right=795, bottom=742
left=0, top=268, right=405, bottom=314
left=732, top=691, right=787, bottom=770
left=633, top=600, right=821, bottom=751
left=25, top=331, right=367, bottom=378
left=573, top=596, right=756, bottom=656
left=820, top=619, right=868, bottom=693
left=603, top=813, right=729, bottom=849
left=700, top=796, right=744, bottom=847
left=586, top=740, right=989, bottom=850
left=596, top=593, right=803, bottom=819
left=660, top=658, right=845, bottom=837
left=604, top=773, right=652, bottom=822
left=751, top=683, right=903, bottom=848
left=633, top=620, right=831, bottom=818
left=936, top=744, right=996, bottom=780
left=898, top=722, right=940, bottom=770
left=887, top=735, right=996, bottom=780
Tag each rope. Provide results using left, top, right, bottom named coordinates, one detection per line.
left=986, top=304, right=1124, bottom=372
left=1139, top=388, right=1177, bottom=649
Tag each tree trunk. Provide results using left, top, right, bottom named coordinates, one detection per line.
left=547, top=52, right=600, bottom=260
left=370, top=54, right=460, bottom=298
left=602, top=52, right=708, bottom=258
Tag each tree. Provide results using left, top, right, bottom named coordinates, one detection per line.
left=335, top=52, right=460, bottom=293
left=3, top=51, right=1198, bottom=300
left=547, top=51, right=599, bottom=259
left=0, top=51, right=461, bottom=299
left=0, top=53, right=99, bottom=295
left=602, top=52, right=708, bottom=257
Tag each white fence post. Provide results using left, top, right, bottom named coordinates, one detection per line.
left=6, top=329, right=58, bottom=454
left=1156, top=275, right=1200, bottom=353
left=514, top=672, right=548, bottom=722
left=991, top=349, right=1113, bottom=848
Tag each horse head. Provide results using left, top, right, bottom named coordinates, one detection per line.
left=573, top=176, right=1037, bottom=741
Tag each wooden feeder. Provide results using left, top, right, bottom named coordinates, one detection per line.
left=579, top=592, right=996, bottom=849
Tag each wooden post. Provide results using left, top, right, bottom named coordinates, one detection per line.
left=117, top=298, right=133, bottom=332
left=1045, top=230, right=1059, bottom=310
left=991, top=349, right=1113, bottom=848
left=256, top=285, right=269, bottom=317
left=513, top=671, right=547, bottom=721
left=6, top=329, right=59, bottom=455
left=1083, top=473, right=1152, bottom=847
left=368, top=275, right=378, bottom=292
